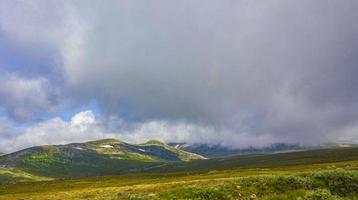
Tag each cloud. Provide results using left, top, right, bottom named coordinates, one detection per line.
left=0, top=1, right=358, bottom=148
left=1, top=110, right=357, bottom=153
left=0, top=111, right=107, bottom=152
left=0, top=69, right=63, bottom=121
left=0, top=110, right=279, bottom=152
left=60, top=0, right=358, bottom=145
left=0, top=1, right=66, bottom=121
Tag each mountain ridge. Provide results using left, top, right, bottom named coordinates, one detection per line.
left=0, top=139, right=205, bottom=181
left=168, top=142, right=303, bottom=158
left=1, top=139, right=357, bottom=184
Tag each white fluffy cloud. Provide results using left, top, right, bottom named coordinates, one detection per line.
left=0, top=112, right=97, bottom=151
left=0, top=110, right=281, bottom=152
left=0, top=111, right=107, bottom=152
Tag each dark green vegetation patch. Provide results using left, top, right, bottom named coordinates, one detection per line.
left=124, top=170, right=358, bottom=200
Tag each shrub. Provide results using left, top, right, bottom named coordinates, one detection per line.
left=160, top=187, right=227, bottom=200
left=302, top=189, right=336, bottom=200
left=311, top=170, right=358, bottom=196
left=238, top=175, right=313, bottom=194
left=272, top=176, right=314, bottom=192
left=189, top=187, right=227, bottom=200
left=124, top=170, right=358, bottom=200
left=127, top=194, right=151, bottom=200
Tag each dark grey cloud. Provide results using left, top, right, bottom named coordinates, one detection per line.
left=0, top=0, right=358, bottom=147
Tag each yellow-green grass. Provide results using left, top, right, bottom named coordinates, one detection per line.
left=0, top=160, right=357, bottom=200
left=0, top=167, right=51, bottom=183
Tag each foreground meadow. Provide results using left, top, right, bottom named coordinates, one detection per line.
left=0, top=160, right=357, bottom=200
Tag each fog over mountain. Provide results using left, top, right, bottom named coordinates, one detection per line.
left=1, top=0, right=358, bottom=152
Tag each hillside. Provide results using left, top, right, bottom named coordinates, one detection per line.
left=0, top=139, right=204, bottom=180
left=1, top=139, right=357, bottom=184
left=140, top=140, right=206, bottom=161
left=169, top=142, right=302, bottom=158
left=145, top=146, right=358, bottom=172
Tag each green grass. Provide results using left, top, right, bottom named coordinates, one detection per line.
left=0, top=168, right=50, bottom=183
left=105, top=169, right=358, bottom=200
left=0, top=160, right=357, bottom=200
left=14, top=152, right=157, bottom=178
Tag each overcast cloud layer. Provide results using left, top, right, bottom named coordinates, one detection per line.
left=0, top=0, right=358, bottom=152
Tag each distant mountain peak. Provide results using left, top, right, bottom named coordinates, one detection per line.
left=169, top=142, right=302, bottom=158
left=140, top=140, right=166, bottom=146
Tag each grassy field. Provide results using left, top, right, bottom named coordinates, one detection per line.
left=0, top=147, right=357, bottom=200
left=0, top=161, right=357, bottom=199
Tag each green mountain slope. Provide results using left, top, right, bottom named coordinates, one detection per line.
left=144, top=146, right=358, bottom=172
left=139, top=140, right=206, bottom=161
left=169, top=142, right=302, bottom=158
left=1, top=140, right=356, bottom=184
left=0, top=139, right=204, bottom=181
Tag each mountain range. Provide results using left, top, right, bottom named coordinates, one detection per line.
left=0, top=139, right=204, bottom=181
left=168, top=142, right=302, bottom=158
left=0, top=139, right=357, bottom=184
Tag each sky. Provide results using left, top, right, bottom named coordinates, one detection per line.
left=0, top=0, right=358, bottom=152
